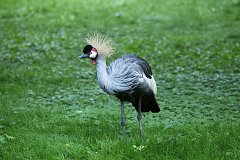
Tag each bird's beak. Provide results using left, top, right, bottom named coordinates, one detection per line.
left=79, top=53, right=90, bottom=58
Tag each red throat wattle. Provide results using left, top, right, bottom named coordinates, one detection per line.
left=92, top=59, right=96, bottom=65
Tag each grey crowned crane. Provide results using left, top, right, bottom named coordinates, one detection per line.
left=79, top=33, right=160, bottom=139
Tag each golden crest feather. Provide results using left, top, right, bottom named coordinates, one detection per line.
left=85, top=32, right=115, bottom=57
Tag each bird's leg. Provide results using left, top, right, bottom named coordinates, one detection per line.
left=120, top=100, right=126, bottom=141
left=137, top=95, right=143, bottom=139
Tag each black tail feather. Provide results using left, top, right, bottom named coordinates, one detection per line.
left=132, top=93, right=160, bottom=113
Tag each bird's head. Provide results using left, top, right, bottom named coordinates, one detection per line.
left=79, top=45, right=98, bottom=65
left=79, top=32, right=115, bottom=65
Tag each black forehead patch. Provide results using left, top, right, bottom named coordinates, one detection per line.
left=83, top=45, right=93, bottom=54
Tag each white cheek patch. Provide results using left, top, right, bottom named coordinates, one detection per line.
left=90, top=51, right=97, bottom=58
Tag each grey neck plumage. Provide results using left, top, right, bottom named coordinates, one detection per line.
left=96, top=55, right=114, bottom=94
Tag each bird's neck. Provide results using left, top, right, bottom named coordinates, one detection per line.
left=95, top=55, right=113, bottom=94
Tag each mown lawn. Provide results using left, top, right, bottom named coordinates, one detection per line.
left=0, top=0, right=240, bottom=159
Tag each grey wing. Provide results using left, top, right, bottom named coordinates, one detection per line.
left=108, top=55, right=151, bottom=94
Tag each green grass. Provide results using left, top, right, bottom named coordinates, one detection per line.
left=1, top=0, right=240, bottom=159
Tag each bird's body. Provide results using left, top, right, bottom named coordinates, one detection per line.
left=79, top=33, right=160, bottom=139
left=96, top=54, right=159, bottom=113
